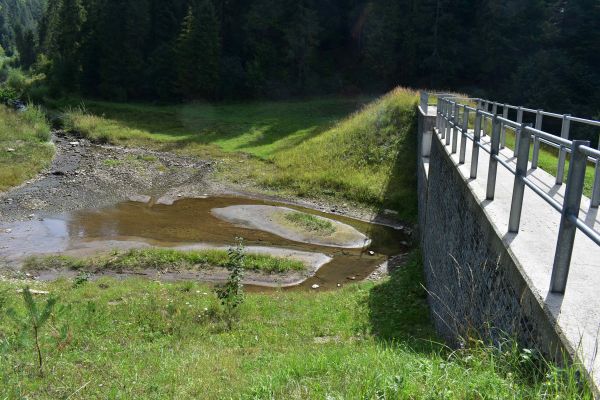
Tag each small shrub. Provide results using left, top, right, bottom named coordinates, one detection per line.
left=5, top=287, right=57, bottom=375
left=216, top=238, right=246, bottom=329
left=0, top=85, right=18, bottom=104
left=6, top=69, right=27, bottom=95
left=72, top=271, right=91, bottom=288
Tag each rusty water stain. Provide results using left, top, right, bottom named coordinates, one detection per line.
left=1, top=196, right=411, bottom=290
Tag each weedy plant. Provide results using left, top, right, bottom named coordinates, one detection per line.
left=6, top=287, right=57, bottom=375
left=72, top=271, right=91, bottom=288
left=216, top=238, right=246, bottom=330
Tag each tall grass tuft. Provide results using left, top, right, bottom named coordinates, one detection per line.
left=0, top=105, right=54, bottom=191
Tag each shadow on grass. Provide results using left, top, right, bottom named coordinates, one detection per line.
left=367, top=251, right=437, bottom=346
left=76, top=98, right=368, bottom=158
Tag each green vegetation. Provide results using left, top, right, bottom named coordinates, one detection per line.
left=23, top=248, right=305, bottom=274
left=0, top=254, right=590, bottom=398
left=0, top=105, right=53, bottom=191
left=61, top=90, right=417, bottom=220
left=284, top=211, right=336, bottom=235
left=263, top=88, right=418, bottom=219
left=5, top=287, right=58, bottom=375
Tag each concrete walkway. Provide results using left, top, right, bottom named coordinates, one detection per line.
left=426, top=106, right=600, bottom=390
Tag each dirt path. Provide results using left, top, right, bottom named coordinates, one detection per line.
left=0, top=131, right=215, bottom=222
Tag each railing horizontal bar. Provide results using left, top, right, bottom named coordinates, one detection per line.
left=540, top=110, right=564, bottom=119
left=569, top=215, right=600, bottom=246
left=497, top=116, right=521, bottom=129
left=538, top=137, right=561, bottom=150
left=567, top=116, right=600, bottom=127
left=521, top=107, right=538, bottom=113
left=521, top=176, right=564, bottom=213
left=493, top=154, right=517, bottom=174
left=525, top=127, right=572, bottom=147
left=579, top=146, right=600, bottom=159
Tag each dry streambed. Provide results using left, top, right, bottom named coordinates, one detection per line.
left=0, top=133, right=411, bottom=289
left=1, top=196, right=411, bottom=289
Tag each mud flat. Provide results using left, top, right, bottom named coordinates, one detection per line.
left=1, top=196, right=411, bottom=290
left=211, top=205, right=371, bottom=248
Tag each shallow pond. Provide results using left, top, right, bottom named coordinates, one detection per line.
left=1, top=196, right=411, bottom=290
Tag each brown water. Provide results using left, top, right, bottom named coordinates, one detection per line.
left=3, top=196, right=411, bottom=290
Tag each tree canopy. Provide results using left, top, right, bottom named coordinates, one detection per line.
left=6, top=0, right=600, bottom=118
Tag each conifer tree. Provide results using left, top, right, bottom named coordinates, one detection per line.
left=47, top=0, right=86, bottom=92
left=175, top=0, right=221, bottom=99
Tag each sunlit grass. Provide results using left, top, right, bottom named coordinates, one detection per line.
left=0, top=105, right=54, bottom=191
left=60, top=92, right=419, bottom=220
left=24, top=248, right=306, bottom=274
left=283, top=211, right=336, bottom=235
left=0, top=253, right=590, bottom=399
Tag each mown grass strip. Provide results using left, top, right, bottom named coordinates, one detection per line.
left=24, top=248, right=305, bottom=274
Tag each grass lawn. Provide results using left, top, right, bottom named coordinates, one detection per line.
left=23, top=248, right=305, bottom=274
left=0, top=105, right=54, bottom=191
left=0, top=253, right=589, bottom=399
left=59, top=90, right=419, bottom=221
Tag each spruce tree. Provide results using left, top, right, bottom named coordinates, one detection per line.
left=175, top=0, right=221, bottom=99
left=48, top=0, right=86, bottom=92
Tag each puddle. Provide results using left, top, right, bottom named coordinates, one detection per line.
left=0, top=196, right=411, bottom=290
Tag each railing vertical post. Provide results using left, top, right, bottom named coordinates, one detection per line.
left=446, top=102, right=455, bottom=146
left=486, top=116, right=502, bottom=200
left=556, top=115, right=571, bottom=185
left=531, top=110, right=543, bottom=169
left=592, top=140, right=600, bottom=208
left=500, top=104, right=508, bottom=149
left=481, top=102, right=488, bottom=136
left=438, top=100, right=444, bottom=137
left=492, top=102, right=498, bottom=116
left=592, top=158, right=600, bottom=208
left=514, top=107, right=524, bottom=157
left=435, top=98, right=440, bottom=130
left=470, top=110, right=482, bottom=179
left=451, top=105, right=460, bottom=154
left=550, top=140, right=590, bottom=294
left=420, top=92, right=429, bottom=114
left=508, top=124, right=532, bottom=232
left=459, top=106, right=469, bottom=164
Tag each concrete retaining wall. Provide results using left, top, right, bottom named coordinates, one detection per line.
left=416, top=108, right=565, bottom=360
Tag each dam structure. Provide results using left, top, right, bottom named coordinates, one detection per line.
left=417, top=92, right=600, bottom=392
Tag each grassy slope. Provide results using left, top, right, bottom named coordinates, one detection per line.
left=61, top=91, right=418, bottom=221
left=0, top=254, right=588, bottom=399
left=0, top=105, right=53, bottom=191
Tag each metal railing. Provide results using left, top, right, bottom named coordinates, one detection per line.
left=428, top=92, right=600, bottom=294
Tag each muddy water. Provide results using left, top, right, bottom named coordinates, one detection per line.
left=3, top=196, right=411, bottom=290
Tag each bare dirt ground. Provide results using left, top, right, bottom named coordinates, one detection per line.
left=0, top=130, right=215, bottom=223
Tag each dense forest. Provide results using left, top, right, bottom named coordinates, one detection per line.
left=3, top=0, right=600, bottom=118
left=0, top=0, right=46, bottom=56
